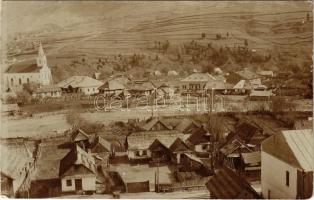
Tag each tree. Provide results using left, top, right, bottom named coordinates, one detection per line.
left=244, top=39, right=248, bottom=46
left=271, top=96, right=296, bottom=113
left=307, top=12, right=310, bottom=22
left=202, top=33, right=206, bottom=39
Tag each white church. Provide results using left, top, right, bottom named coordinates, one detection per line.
left=4, top=43, right=53, bottom=89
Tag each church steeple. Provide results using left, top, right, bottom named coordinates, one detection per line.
left=37, top=42, right=47, bottom=68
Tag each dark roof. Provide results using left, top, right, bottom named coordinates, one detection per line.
left=98, top=79, right=125, bottom=91
left=126, top=80, right=155, bottom=91
left=262, top=129, right=313, bottom=171
left=175, top=118, right=201, bottom=134
left=59, top=145, right=96, bottom=177
left=92, top=136, right=111, bottom=152
left=6, top=60, right=40, bottom=73
left=169, top=138, right=191, bottom=152
left=141, top=118, right=172, bottom=131
left=236, top=69, right=260, bottom=80
left=220, top=138, right=253, bottom=156
left=206, top=167, right=260, bottom=199
left=233, top=121, right=260, bottom=143
left=71, top=129, right=90, bottom=142
left=187, top=131, right=211, bottom=146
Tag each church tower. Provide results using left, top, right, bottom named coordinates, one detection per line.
left=37, top=42, right=52, bottom=85
left=37, top=42, right=47, bottom=67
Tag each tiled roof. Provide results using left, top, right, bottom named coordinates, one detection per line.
left=57, top=76, right=103, bottom=88
left=127, top=130, right=184, bottom=150
left=262, top=129, right=313, bottom=172
left=99, top=80, right=125, bottom=91
left=5, top=60, right=41, bottom=73
left=181, top=73, right=217, bottom=82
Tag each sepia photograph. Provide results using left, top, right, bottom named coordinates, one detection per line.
left=0, top=1, right=313, bottom=199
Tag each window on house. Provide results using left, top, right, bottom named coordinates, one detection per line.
left=19, top=78, right=22, bottom=85
left=286, top=171, right=289, bottom=186
left=27, top=78, right=29, bottom=83
left=142, top=150, right=147, bottom=156
left=135, top=151, right=140, bottom=156
left=66, top=179, right=72, bottom=186
left=11, top=78, right=14, bottom=86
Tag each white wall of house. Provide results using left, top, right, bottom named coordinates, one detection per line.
left=261, top=151, right=298, bottom=199
left=33, top=91, right=62, bottom=98
left=78, top=87, right=99, bottom=95
left=61, top=175, right=96, bottom=192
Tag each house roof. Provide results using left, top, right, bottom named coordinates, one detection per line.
left=205, top=167, right=260, bottom=199
left=262, top=129, right=313, bottom=171
left=241, top=151, right=261, bottom=164
left=175, top=118, right=201, bottom=133
left=71, top=129, right=90, bottom=142
left=127, top=130, right=185, bottom=150
left=236, top=69, right=260, bottom=80
left=0, top=144, right=33, bottom=179
left=34, top=85, right=61, bottom=93
left=141, top=118, right=172, bottom=131
left=59, top=145, right=96, bottom=177
left=205, top=80, right=229, bottom=90
left=232, top=121, right=260, bottom=144
left=181, top=73, right=217, bottom=82
left=258, top=71, right=273, bottom=77
left=233, top=80, right=252, bottom=90
left=5, top=60, right=41, bottom=73
left=93, top=136, right=111, bottom=152
left=187, top=131, right=211, bottom=146
left=250, top=90, right=274, bottom=97
left=99, top=79, right=125, bottom=91
left=169, top=138, right=190, bottom=152
left=220, top=138, right=253, bottom=156
left=57, top=76, right=103, bottom=88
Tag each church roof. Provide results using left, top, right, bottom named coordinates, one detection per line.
left=57, top=76, right=103, bottom=88
left=6, top=60, right=40, bottom=73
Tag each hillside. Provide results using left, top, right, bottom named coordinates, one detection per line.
left=3, top=1, right=313, bottom=82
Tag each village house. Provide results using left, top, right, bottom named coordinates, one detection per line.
left=4, top=43, right=53, bottom=90
left=125, top=79, right=155, bottom=97
left=240, top=151, right=261, bottom=182
left=32, top=85, right=62, bottom=98
left=185, top=131, right=211, bottom=154
left=70, top=128, right=92, bottom=151
left=98, top=79, right=125, bottom=97
left=233, top=80, right=253, bottom=94
left=205, top=167, right=260, bottom=199
left=180, top=72, right=220, bottom=94
left=126, top=130, right=185, bottom=162
left=258, top=70, right=274, bottom=78
left=261, top=129, right=313, bottom=199
left=0, top=141, right=36, bottom=197
left=205, top=80, right=233, bottom=94
left=226, top=68, right=262, bottom=87
left=57, top=76, right=103, bottom=95
left=59, top=145, right=96, bottom=195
